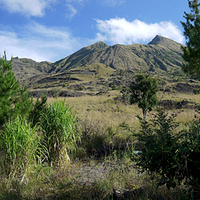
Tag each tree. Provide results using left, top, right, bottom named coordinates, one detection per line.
left=181, top=0, right=200, bottom=76
left=120, top=86, right=130, bottom=108
left=0, top=52, right=32, bottom=126
left=130, top=73, right=158, bottom=120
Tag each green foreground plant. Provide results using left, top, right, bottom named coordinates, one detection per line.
left=0, top=52, right=32, bottom=127
left=0, top=116, right=42, bottom=183
left=135, top=108, right=200, bottom=196
left=40, top=99, right=79, bottom=167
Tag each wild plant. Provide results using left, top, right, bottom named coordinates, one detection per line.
left=135, top=108, right=200, bottom=197
left=0, top=116, right=42, bottom=183
left=134, top=109, right=181, bottom=188
left=40, top=99, right=79, bottom=167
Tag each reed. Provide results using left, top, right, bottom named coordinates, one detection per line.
left=40, top=99, right=79, bottom=167
left=0, top=116, right=41, bottom=183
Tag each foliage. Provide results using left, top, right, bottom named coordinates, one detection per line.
left=29, top=94, right=47, bottom=127
left=135, top=109, right=180, bottom=188
left=40, top=100, right=78, bottom=167
left=130, top=73, right=158, bottom=120
left=179, top=115, right=200, bottom=189
left=181, top=0, right=200, bottom=76
left=0, top=116, right=42, bottom=182
left=0, top=52, right=32, bottom=126
left=120, top=86, right=130, bottom=107
left=135, top=108, right=200, bottom=193
left=193, top=87, right=200, bottom=94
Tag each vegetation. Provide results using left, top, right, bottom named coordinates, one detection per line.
left=181, top=0, right=200, bottom=76
left=0, top=52, right=32, bottom=126
left=2, top=3, right=200, bottom=198
left=40, top=100, right=78, bottom=167
left=130, top=73, right=158, bottom=120
left=0, top=116, right=42, bottom=183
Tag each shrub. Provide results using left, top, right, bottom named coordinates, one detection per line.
left=179, top=116, right=200, bottom=190
left=193, top=88, right=200, bottom=94
left=40, top=100, right=79, bottom=167
left=135, top=109, right=180, bottom=188
left=29, top=94, right=47, bottom=127
left=135, top=109, right=200, bottom=194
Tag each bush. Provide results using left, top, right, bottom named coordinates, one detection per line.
left=29, top=94, right=47, bottom=127
left=193, top=88, right=200, bottom=94
left=179, top=116, right=200, bottom=190
left=40, top=100, right=79, bottom=167
left=135, top=109, right=180, bottom=188
left=135, top=109, right=200, bottom=194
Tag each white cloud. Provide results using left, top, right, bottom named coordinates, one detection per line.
left=102, top=0, right=125, bottom=6
left=66, top=4, right=78, bottom=19
left=66, top=0, right=87, bottom=3
left=65, top=0, right=89, bottom=18
left=95, top=18, right=185, bottom=45
left=0, top=0, right=55, bottom=17
left=0, top=22, right=87, bottom=62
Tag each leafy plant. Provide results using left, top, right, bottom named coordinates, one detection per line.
left=40, top=100, right=79, bottom=167
left=193, top=88, right=200, bottom=94
left=120, top=86, right=130, bottom=108
left=135, top=108, right=200, bottom=194
left=135, top=109, right=180, bottom=188
left=179, top=116, right=200, bottom=190
left=29, top=94, right=47, bottom=127
left=130, top=73, right=158, bottom=120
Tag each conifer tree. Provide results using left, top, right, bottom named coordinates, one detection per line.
left=0, top=52, right=32, bottom=126
left=181, top=0, right=200, bottom=75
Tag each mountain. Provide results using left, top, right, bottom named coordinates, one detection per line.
left=11, top=35, right=184, bottom=89
left=50, top=35, right=183, bottom=74
left=12, top=57, right=51, bottom=82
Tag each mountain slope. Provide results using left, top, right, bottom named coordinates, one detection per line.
left=11, top=35, right=184, bottom=89
left=12, top=57, right=51, bottom=82
left=50, top=35, right=183, bottom=74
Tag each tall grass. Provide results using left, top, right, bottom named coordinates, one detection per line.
left=40, top=99, right=79, bottom=167
left=0, top=116, right=41, bottom=183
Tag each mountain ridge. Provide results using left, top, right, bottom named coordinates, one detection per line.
left=11, top=35, right=184, bottom=85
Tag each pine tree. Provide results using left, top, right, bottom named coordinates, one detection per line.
left=0, top=52, right=32, bottom=126
left=181, top=0, right=200, bottom=76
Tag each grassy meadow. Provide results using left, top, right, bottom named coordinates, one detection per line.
left=1, top=88, right=200, bottom=199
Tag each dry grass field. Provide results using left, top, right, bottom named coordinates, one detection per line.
left=1, top=87, right=200, bottom=199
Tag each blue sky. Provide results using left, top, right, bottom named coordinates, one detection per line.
left=0, top=0, right=190, bottom=62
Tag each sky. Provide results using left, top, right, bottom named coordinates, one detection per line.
left=0, top=0, right=190, bottom=62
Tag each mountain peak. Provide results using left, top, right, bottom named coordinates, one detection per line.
left=148, top=35, right=181, bottom=49
left=86, top=41, right=108, bottom=50
left=148, top=35, right=168, bottom=45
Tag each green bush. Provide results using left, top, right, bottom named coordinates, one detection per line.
left=0, top=116, right=42, bottom=182
left=179, top=116, right=200, bottom=190
left=135, top=109, right=180, bottom=188
left=29, top=94, right=47, bottom=127
left=135, top=109, right=200, bottom=193
left=193, top=88, right=200, bottom=95
left=40, top=100, right=79, bottom=167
